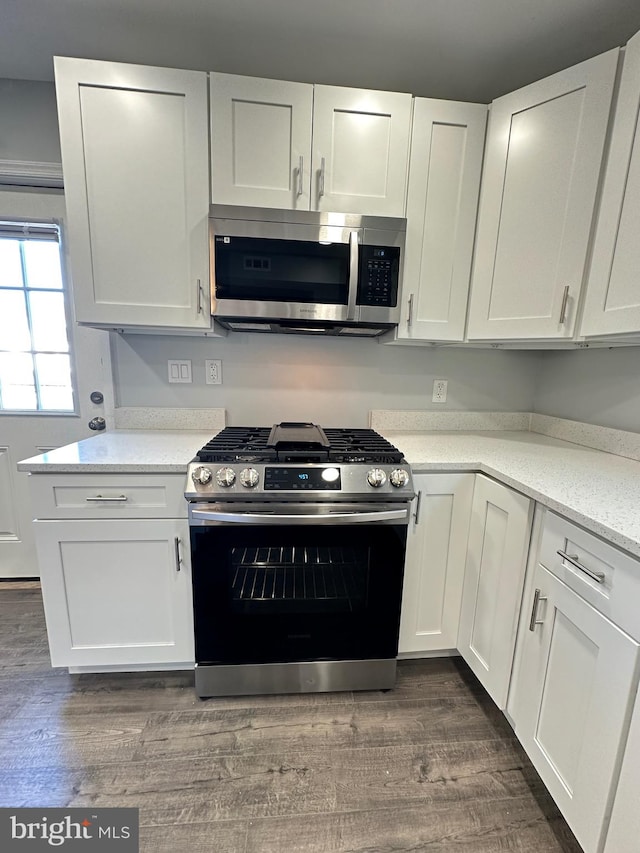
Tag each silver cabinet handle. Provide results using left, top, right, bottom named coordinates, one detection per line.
left=318, top=156, right=326, bottom=199
left=347, top=231, right=359, bottom=321
left=557, top=549, right=605, bottom=584
left=528, top=588, right=547, bottom=631
left=197, top=279, right=204, bottom=314
left=296, top=155, right=304, bottom=197
left=559, top=285, right=570, bottom=324
left=174, top=537, right=182, bottom=571
left=85, top=494, right=128, bottom=502
left=407, top=293, right=414, bottom=327
left=413, top=490, right=422, bottom=526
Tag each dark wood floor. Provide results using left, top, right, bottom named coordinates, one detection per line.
left=0, top=585, right=583, bottom=853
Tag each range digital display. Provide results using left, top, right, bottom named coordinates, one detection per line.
left=264, top=467, right=342, bottom=490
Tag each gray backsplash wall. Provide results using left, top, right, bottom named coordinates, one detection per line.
left=111, top=333, right=541, bottom=427
left=534, top=347, right=640, bottom=433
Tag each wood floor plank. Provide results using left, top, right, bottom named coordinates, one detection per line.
left=135, top=696, right=512, bottom=761
left=330, top=739, right=542, bottom=810
left=244, top=797, right=582, bottom=852
left=0, top=708, right=148, bottom=769
left=64, top=751, right=336, bottom=824
left=141, top=819, right=247, bottom=853
left=0, top=766, right=85, bottom=808
left=354, top=657, right=486, bottom=703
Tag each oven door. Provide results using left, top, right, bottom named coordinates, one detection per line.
left=189, top=502, right=409, bottom=666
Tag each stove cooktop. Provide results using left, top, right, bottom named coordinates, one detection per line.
left=195, top=423, right=405, bottom=465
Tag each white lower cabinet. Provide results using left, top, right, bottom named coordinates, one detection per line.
left=509, top=560, right=639, bottom=853
left=604, top=685, right=640, bottom=852
left=398, top=474, right=474, bottom=654
left=35, top=518, right=194, bottom=669
left=457, top=475, right=533, bottom=708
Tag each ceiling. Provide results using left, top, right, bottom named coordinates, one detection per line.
left=3, top=0, right=640, bottom=102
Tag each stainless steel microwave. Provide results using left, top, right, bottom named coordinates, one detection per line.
left=209, top=205, right=406, bottom=337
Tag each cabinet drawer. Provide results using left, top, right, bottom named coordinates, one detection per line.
left=539, top=511, right=640, bottom=640
left=29, top=474, right=188, bottom=519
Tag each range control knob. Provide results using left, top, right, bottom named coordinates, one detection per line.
left=215, top=466, right=236, bottom=487
left=192, top=466, right=212, bottom=486
left=240, top=467, right=260, bottom=488
left=367, top=468, right=387, bottom=488
left=390, top=468, right=410, bottom=488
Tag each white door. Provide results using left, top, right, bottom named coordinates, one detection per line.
left=0, top=189, right=114, bottom=578
left=457, top=475, right=533, bottom=708
left=467, top=49, right=619, bottom=340
left=511, top=564, right=639, bottom=853
left=399, top=98, right=486, bottom=342
left=55, top=57, right=210, bottom=329
left=210, top=73, right=314, bottom=210
left=398, top=473, right=474, bottom=654
left=34, top=517, right=194, bottom=668
left=581, top=30, right=640, bottom=337
left=311, top=85, right=412, bottom=216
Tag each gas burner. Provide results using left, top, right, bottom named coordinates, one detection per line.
left=196, top=423, right=404, bottom=465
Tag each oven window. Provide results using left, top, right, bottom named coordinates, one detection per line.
left=230, top=544, right=368, bottom=614
left=214, top=236, right=350, bottom=304
left=191, top=522, right=406, bottom=666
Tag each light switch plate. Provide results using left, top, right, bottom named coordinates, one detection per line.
left=168, top=360, right=192, bottom=383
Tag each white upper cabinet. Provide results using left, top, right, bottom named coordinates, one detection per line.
left=397, top=98, right=487, bottom=342
left=210, top=74, right=313, bottom=209
left=467, top=49, right=619, bottom=341
left=55, top=57, right=211, bottom=330
left=581, top=30, right=640, bottom=337
left=311, top=85, right=412, bottom=216
left=209, top=76, right=412, bottom=216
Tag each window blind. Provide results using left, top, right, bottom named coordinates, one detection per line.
left=0, top=221, right=60, bottom=241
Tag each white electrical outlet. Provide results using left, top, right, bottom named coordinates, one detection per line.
left=167, top=360, right=192, bottom=383
left=432, top=379, right=448, bottom=403
left=205, top=359, right=223, bottom=385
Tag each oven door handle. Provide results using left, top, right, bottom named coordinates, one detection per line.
left=189, top=507, right=409, bottom=525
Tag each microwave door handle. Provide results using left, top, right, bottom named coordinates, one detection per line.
left=347, top=231, right=359, bottom=321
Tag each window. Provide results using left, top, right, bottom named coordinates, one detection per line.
left=0, top=221, right=75, bottom=413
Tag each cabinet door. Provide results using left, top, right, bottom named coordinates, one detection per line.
left=458, top=475, right=532, bottom=708
left=35, top=518, right=194, bottom=668
left=398, top=473, right=474, bottom=654
left=511, top=564, right=639, bottom=853
left=467, top=50, right=619, bottom=340
left=582, top=31, right=640, bottom=337
left=604, top=682, right=640, bottom=853
left=210, top=73, right=313, bottom=210
left=398, top=99, right=486, bottom=342
left=311, top=85, right=412, bottom=216
left=55, top=57, right=210, bottom=329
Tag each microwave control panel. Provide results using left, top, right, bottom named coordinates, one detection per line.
left=358, top=246, right=400, bottom=308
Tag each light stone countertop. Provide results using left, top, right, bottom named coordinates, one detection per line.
left=17, top=430, right=214, bottom=473
left=384, top=430, right=640, bottom=559
left=17, top=426, right=640, bottom=559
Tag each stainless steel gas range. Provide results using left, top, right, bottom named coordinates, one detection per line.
left=184, top=422, right=414, bottom=698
